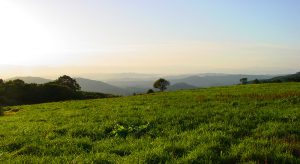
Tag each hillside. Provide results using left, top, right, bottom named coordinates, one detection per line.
left=75, top=78, right=130, bottom=96
left=260, top=72, right=300, bottom=83
left=122, top=83, right=197, bottom=94
left=1, top=83, right=300, bottom=163
left=6, top=76, right=51, bottom=84
left=168, top=82, right=197, bottom=91
left=171, top=74, right=276, bottom=87
left=5, top=77, right=129, bottom=96
left=107, top=74, right=276, bottom=89
left=5, top=74, right=277, bottom=95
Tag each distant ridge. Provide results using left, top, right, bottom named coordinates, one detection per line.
left=6, top=76, right=51, bottom=84
left=258, top=72, right=300, bottom=83
left=4, top=73, right=282, bottom=95
left=171, top=74, right=276, bottom=87
left=168, top=83, right=197, bottom=91
left=5, top=76, right=130, bottom=95
left=75, top=78, right=130, bottom=96
left=107, top=74, right=277, bottom=89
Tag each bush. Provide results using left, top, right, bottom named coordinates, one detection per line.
left=147, top=89, right=155, bottom=94
left=253, top=79, right=261, bottom=84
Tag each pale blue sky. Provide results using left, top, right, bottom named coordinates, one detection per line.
left=0, top=0, right=299, bottom=76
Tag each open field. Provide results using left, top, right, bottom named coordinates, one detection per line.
left=1, top=83, right=300, bottom=163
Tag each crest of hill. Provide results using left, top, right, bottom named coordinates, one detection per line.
left=171, top=74, right=276, bottom=87
left=5, top=76, right=130, bottom=96
left=259, top=72, right=300, bottom=83
left=106, top=74, right=276, bottom=89
left=6, top=76, right=52, bottom=84
left=168, top=82, right=197, bottom=91
left=74, top=78, right=130, bottom=96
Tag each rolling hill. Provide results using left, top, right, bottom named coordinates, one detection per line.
left=6, top=76, right=51, bottom=84
left=260, top=72, right=300, bottom=83
left=168, top=82, right=197, bottom=91
left=4, top=74, right=279, bottom=95
left=106, top=74, right=276, bottom=89
left=171, top=74, right=276, bottom=87
left=123, top=82, right=198, bottom=94
left=1, top=83, right=300, bottom=163
left=5, top=76, right=130, bottom=96
left=75, top=78, right=130, bottom=96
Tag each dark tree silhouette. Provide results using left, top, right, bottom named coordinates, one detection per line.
left=0, top=79, right=3, bottom=85
left=147, top=89, right=154, bottom=94
left=253, top=79, right=260, bottom=84
left=55, top=75, right=81, bottom=91
left=6, top=79, right=25, bottom=86
left=0, top=75, right=112, bottom=106
left=153, top=78, right=170, bottom=92
left=240, top=78, right=248, bottom=85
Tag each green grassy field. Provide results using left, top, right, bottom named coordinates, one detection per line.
left=1, top=83, right=300, bottom=163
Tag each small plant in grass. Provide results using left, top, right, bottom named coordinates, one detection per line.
left=111, top=124, right=133, bottom=138
left=111, top=123, right=150, bottom=138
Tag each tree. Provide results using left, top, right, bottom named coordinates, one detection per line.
left=253, top=79, right=260, bottom=84
left=240, top=78, right=248, bottom=85
left=147, top=89, right=154, bottom=94
left=0, top=79, right=3, bottom=85
left=54, top=75, right=81, bottom=91
left=6, top=79, right=25, bottom=86
left=153, top=78, right=170, bottom=92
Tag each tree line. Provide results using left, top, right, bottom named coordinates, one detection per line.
left=0, top=75, right=114, bottom=106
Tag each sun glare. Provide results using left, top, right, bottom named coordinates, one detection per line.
left=0, top=1, right=59, bottom=66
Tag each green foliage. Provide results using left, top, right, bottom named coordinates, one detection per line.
left=111, top=123, right=150, bottom=138
left=147, top=89, right=155, bottom=94
left=259, top=72, right=300, bottom=83
left=0, top=83, right=300, bottom=163
left=240, top=78, right=248, bottom=84
left=0, top=76, right=113, bottom=106
left=54, top=75, right=81, bottom=91
left=253, top=79, right=261, bottom=84
left=153, top=78, right=170, bottom=91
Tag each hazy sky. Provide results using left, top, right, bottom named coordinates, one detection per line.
left=0, top=0, right=299, bottom=77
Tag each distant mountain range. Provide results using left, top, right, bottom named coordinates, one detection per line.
left=106, top=74, right=276, bottom=89
left=258, top=72, right=300, bottom=83
left=7, top=76, right=51, bottom=84
left=5, top=73, right=286, bottom=95
left=74, top=78, right=130, bottom=96
left=168, top=83, right=197, bottom=91
left=6, top=76, right=130, bottom=96
left=171, top=74, right=276, bottom=87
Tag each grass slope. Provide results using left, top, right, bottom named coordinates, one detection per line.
left=1, top=83, right=300, bottom=163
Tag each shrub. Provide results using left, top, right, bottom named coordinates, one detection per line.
left=147, top=89, right=155, bottom=94
left=253, top=79, right=261, bottom=84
